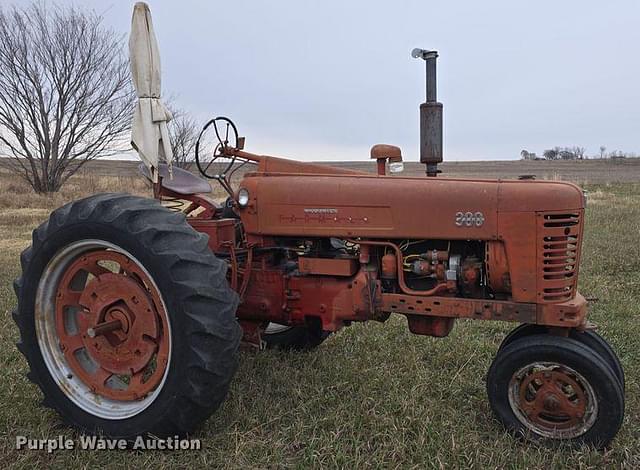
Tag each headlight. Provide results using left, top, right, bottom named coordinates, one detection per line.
left=237, top=188, right=250, bottom=207
left=389, top=161, right=404, bottom=174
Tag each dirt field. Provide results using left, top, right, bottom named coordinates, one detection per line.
left=82, top=156, right=640, bottom=185
left=0, top=161, right=638, bottom=468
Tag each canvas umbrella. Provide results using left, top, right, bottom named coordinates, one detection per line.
left=129, top=1, right=172, bottom=182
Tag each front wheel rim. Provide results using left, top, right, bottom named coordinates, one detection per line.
left=507, top=361, right=598, bottom=439
left=264, top=323, right=293, bottom=335
left=35, top=240, right=172, bottom=420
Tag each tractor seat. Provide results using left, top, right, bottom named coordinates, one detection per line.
left=138, top=163, right=212, bottom=195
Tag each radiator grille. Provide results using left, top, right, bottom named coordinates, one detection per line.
left=537, top=211, right=583, bottom=303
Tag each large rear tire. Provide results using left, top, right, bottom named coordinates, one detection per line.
left=13, top=193, right=242, bottom=438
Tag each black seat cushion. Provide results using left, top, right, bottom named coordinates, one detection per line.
left=138, top=163, right=212, bottom=195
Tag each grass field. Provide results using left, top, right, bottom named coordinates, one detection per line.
left=0, top=161, right=638, bottom=468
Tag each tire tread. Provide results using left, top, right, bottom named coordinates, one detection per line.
left=12, top=193, right=242, bottom=437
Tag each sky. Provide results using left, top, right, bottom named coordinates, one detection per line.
left=9, top=0, right=640, bottom=161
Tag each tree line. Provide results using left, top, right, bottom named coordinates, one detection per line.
left=521, top=146, right=636, bottom=161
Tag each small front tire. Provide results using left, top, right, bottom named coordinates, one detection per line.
left=263, top=321, right=330, bottom=351
left=487, top=334, right=624, bottom=449
left=499, top=324, right=625, bottom=390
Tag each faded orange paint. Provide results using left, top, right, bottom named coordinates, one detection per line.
left=179, top=151, right=588, bottom=337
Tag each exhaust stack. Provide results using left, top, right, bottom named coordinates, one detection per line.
left=412, top=48, right=443, bottom=177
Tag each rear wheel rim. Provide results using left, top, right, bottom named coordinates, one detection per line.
left=508, top=361, right=598, bottom=439
left=35, top=240, right=172, bottom=420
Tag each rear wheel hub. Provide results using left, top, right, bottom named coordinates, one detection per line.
left=54, top=249, right=169, bottom=402
left=78, top=273, right=158, bottom=375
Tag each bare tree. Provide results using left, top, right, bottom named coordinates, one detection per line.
left=599, top=145, right=606, bottom=159
left=571, top=146, right=585, bottom=160
left=0, top=2, right=133, bottom=193
left=167, top=106, right=199, bottom=169
left=520, top=149, right=530, bottom=160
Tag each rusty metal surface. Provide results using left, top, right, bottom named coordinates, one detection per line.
left=420, top=101, right=443, bottom=167
left=55, top=250, right=169, bottom=401
left=382, top=294, right=537, bottom=324
left=349, top=239, right=450, bottom=297
left=298, top=257, right=358, bottom=277
left=285, top=272, right=372, bottom=331
left=508, top=362, right=597, bottom=439
left=485, top=241, right=511, bottom=294
left=246, top=152, right=365, bottom=176
left=188, top=218, right=237, bottom=252
left=536, top=210, right=584, bottom=304
left=144, top=138, right=589, bottom=336
left=238, top=174, right=500, bottom=239
left=496, top=212, right=538, bottom=303
left=413, top=48, right=442, bottom=175
left=237, top=173, right=583, bottom=241
left=370, top=144, right=402, bottom=161
left=238, top=320, right=266, bottom=350
left=406, top=315, right=455, bottom=337
left=536, top=292, right=587, bottom=327
left=233, top=252, right=585, bottom=335
left=237, top=272, right=552, bottom=335
left=459, top=256, right=483, bottom=298
left=238, top=269, right=288, bottom=323
left=380, top=253, right=397, bottom=279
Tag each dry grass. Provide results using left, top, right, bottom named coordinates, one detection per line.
left=0, top=169, right=151, bottom=210
left=0, top=168, right=638, bottom=468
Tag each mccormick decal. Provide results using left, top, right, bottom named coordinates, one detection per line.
left=303, top=208, right=338, bottom=214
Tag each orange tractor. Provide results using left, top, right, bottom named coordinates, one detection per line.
left=13, top=49, right=623, bottom=448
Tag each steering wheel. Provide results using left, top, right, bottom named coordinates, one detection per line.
left=195, top=116, right=239, bottom=180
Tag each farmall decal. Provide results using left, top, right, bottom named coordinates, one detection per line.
left=455, top=211, right=485, bottom=227
left=282, top=207, right=372, bottom=225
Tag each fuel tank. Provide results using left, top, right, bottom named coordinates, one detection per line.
left=238, top=172, right=585, bottom=240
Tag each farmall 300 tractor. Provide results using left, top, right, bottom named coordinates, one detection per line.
left=13, top=49, right=624, bottom=448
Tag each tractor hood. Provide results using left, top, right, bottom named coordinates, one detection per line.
left=238, top=172, right=585, bottom=241
left=495, top=179, right=585, bottom=212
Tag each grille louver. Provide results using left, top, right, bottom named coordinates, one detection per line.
left=537, top=212, right=583, bottom=303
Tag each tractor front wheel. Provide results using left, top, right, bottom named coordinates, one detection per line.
left=13, top=194, right=242, bottom=438
left=263, top=321, right=330, bottom=350
left=487, top=334, right=624, bottom=449
left=498, top=324, right=625, bottom=390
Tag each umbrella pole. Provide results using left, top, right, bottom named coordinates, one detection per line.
left=151, top=167, right=163, bottom=199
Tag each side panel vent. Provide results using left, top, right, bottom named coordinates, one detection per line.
left=537, top=211, right=583, bottom=303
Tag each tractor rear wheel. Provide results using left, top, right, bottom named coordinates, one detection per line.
left=13, top=193, right=242, bottom=438
left=263, top=321, right=330, bottom=350
left=499, top=324, right=625, bottom=390
left=487, top=334, right=624, bottom=449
